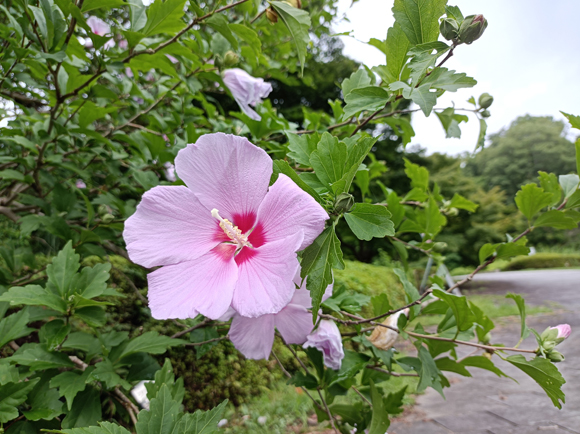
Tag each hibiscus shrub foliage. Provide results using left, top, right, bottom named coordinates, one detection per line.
left=1, top=0, right=580, bottom=433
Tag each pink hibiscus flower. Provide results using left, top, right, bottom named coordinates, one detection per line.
left=124, top=133, right=328, bottom=320
left=222, top=68, right=272, bottom=121
left=86, top=16, right=115, bottom=49
left=303, top=320, right=345, bottom=370
left=228, top=272, right=332, bottom=360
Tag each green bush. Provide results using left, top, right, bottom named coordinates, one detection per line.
left=502, top=253, right=580, bottom=271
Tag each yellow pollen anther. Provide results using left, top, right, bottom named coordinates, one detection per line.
left=211, top=209, right=253, bottom=248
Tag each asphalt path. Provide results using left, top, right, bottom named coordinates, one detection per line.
left=389, top=270, right=580, bottom=434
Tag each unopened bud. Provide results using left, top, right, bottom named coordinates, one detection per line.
left=101, top=213, right=115, bottom=224
left=447, top=207, right=459, bottom=217
left=334, top=193, right=355, bottom=214
left=458, top=14, right=488, bottom=44
left=432, top=242, right=447, bottom=253
left=478, top=93, right=494, bottom=109
left=482, top=332, right=491, bottom=344
left=98, top=205, right=109, bottom=216
left=440, top=18, right=459, bottom=41
left=284, top=0, right=302, bottom=8
left=266, top=7, right=278, bottom=23
left=481, top=109, right=491, bottom=118
left=224, top=51, right=239, bottom=67
left=548, top=350, right=565, bottom=363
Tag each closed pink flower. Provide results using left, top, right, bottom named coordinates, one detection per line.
left=76, top=179, right=86, bottom=189
left=86, top=16, right=115, bottom=49
left=551, top=324, right=572, bottom=340
left=222, top=68, right=272, bottom=121
left=228, top=272, right=332, bottom=360
left=123, top=133, right=328, bottom=320
left=303, top=320, right=344, bottom=370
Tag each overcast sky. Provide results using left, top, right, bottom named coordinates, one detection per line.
left=334, top=0, right=580, bottom=155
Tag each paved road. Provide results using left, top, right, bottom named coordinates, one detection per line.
left=389, top=270, right=580, bottom=434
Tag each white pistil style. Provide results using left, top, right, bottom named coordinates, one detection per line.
left=211, top=209, right=253, bottom=249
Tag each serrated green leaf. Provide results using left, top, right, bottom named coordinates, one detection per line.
left=81, top=0, right=126, bottom=12
left=393, top=268, right=420, bottom=316
left=61, top=386, right=102, bottom=429
left=22, top=372, right=64, bottom=421
left=269, top=1, right=311, bottom=75
left=344, top=203, right=395, bottom=241
left=411, top=84, right=437, bottom=116
left=496, top=243, right=530, bottom=260
left=175, top=399, right=228, bottom=434
left=135, top=384, right=181, bottom=434
left=368, top=381, right=390, bottom=434
left=559, top=174, right=580, bottom=198
left=119, top=331, right=186, bottom=360
left=416, top=345, right=443, bottom=394
left=50, top=367, right=95, bottom=410
left=39, top=319, right=71, bottom=351
left=422, top=67, right=477, bottom=92
left=506, top=293, right=528, bottom=340
left=230, top=23, right=261, bottom=65
left=309, top=133, right=347, bottom=187
left=392, top=0, right=447, bottom=45
left=433, top=289, right=475, bottom=332
left=341, top=69, right=371, bottom=97
left=0, top=378, right=39, bottom=423
left=0, top=309, right=34, bottom=349
left=46, top=241, right=80, bottom=297
left=286, top=133, right=318, bottom=166
left=287, top=371, right=318, bottom=389
left=505, top=355, right=565, bottom=409
left=515, top=183, right=554, bottom=221
left=448, top=193, right=478, bottom=212
left=89, top=359, right=131, bottom=390
left=404, top=158, right=429, bottom=190
left=301, top=226, right=344, bottom=322
left=445, top=5, right=464, bottom=23
left=207, top=14, right=238, bottom=49
left=538, top=171, right=562, bottom=207
left=561, top=111, right=580, bottom=130
left=461, top=356, right=509, bottom=378
left=9, top=344, right=75, bottom=370
left=53, top=421, right=131, bottom=434
left=534, top=210, right=578, bottom=229
left=385, top=23, right=410, bottom=83
left=343, top=86, right=390, bottom=119
left=0, top=285, right=67, bottom=313
left=143, top=0, right=187, bottom=36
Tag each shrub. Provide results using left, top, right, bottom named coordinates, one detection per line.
left=503, top=253, right=580, bottom=271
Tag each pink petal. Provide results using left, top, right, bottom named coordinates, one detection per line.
left=175, top=133, right=272, bottom=227
left=124, top=186, right=225, bottom=268
left=229, top=314, right=275, bottom=359
left=275, top=303, right=313, bottom=345
left=291, top=271, right=333, bottom=309
left=147, top=244, right=238, bottom=320
left=253, top=174, right=328, bottom=250
left=231, top=233, right=304, bottom=318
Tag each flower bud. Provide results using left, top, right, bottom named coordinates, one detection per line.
left=224, top=51, right=240, bottom=67
left=432, top=242, right=447, bottom=253
left=284, top=0, right=302, bottom=8
left=98, top=205, right=109, bottom=216
left=481, top=109, right=491, bottom=118
left=478, top=93, right=494, bottom=109
left=440, top=18, right=459, bottom=41
left=334, top=193, right=355, bottom=214
left=266, top=7, right=278, bottom=23
left=101, top=213, right=115, bottom=224
left=551, top=324, right=571, bottom=340
left=548, top=350, right=565, bottom=363
left=458, top=14, right=488, bottom=44
left=447, top=207, right=459, bottom=217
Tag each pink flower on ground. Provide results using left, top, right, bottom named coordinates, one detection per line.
left=303, top=320, right=344, bottom=370
left=76, top=179, right=87, bottom=189
left=228, top=272, right=332, bottom=360
left=86, top=16, right=115, bottom=49
left=222, top=68, right=272, bottom=121
left=123, top=133, right=328, bottom=320
left=551, top=324, right=572, bottom=340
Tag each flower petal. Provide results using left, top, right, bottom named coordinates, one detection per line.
left=231, top=232, right=304, bottom=318
left=175, top=133, right=272, bottom=224
left=229, top=314, right=275, bottom=360
left=147, top=244, right=238, bottom=320
left=275, top=303, right=314, bottom=345
left=124, top=186, right=224, bottom=268
left=254, top=174, right=328, bottom=250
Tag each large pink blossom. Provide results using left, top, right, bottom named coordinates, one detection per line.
left=222, top=68, right=272, bottom=121
left=303, top=320, right=344, bottom=370
left=86, top=16, right=115, bottom=49
left=228, top=272, right=332, bottom=360
left=124, top=133, right=328, bottom=320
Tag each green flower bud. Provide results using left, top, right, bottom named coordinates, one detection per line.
left=101, top=213, right=115, bottom=224
left=98, top=204, right=109, bottom=216
left=334, top=193, right=355, bottom=214
left=447, top=207, right=459, bottom=217
left=478, top=93, right=494, bottom=109
left=543, top=340, right=556, bottom=351
left=482, top=332, right=491, bottom=344
left=440, top=18, right=459, bottom=41
left=540, top=327, right=559, bottom=342
left=266, top=7, right=278, bottom=23
left=224, top=51, right=240, bottom=67
left=481, top=109, right=491, bottom=118
left=432, top=242, right=447, bottom=253
left=458, top=14, right=488, bottom=44
left=548, top=350, right=565, bottom=363
left=284, top=0, right=302, bottom=8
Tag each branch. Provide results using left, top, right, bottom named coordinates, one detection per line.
left=171, top=318, right=213, bottom=339
left=317, top=388, right=339, bottom=434
left=391, top=236, right=431, bottom=255
left=366, top=366, right=419, bottom=377
left=184, top=335, right=228, bottom=346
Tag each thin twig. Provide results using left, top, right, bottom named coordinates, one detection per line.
left=317, top=388, right=339, bottom=434
left=111, top=265, right=147, bottom=304
left=352, top=386, right=372, bottom=406
left=391, top=236, right=431, bottom=255
left=171, top=318, right=213, bottom=339
left=366, top=366, right=419, bottom=377
left=184, top=335, right=228, bottom=346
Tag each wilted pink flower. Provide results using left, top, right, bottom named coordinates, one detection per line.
left=222, top=68, right=272, bottom=121
left=76, top=179, right=86, bottom=189
left=551, top=324, right=572, bottom=340
left=304, top=320, right=344, bottom=370
left=86, top=16, right=115, bottom=49
left=228, top=272, right=332, bottom=360
left=163, top=162, right=176, bottom=182
left=123, top=133, right=328, bottom=320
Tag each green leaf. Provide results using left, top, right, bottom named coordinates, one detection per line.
left=385, top=23, right=410, bottom=83
left=505, top=355, right=565, bottom=409
left=422, top=68, right=477, bottom=92
left=371, top=293, right=392, bottom=317
left=0, top=309, right=34, bottom=349
left=435, top=357, right=471, bottom=377
left=143, top=0, right=187, bottom=36
left=538, top=171, right=562, bottom=207
left=411, top=84, right=437, bottom=116
left=506, top=293, right=528, bottom=340
left=534, top=210, right=578, bottom=229
left=495, top=243, right=530, bottom=260
left=39, top=319, right=71, bottom=351
left=368, top=381, right=390, bottom=434
left=144, top=359, right=184, bottom=403
left=119, top=331, right=186, bottom=360
left=341, top=69, right=371, bottom=97
left=135, top=384, right=181, bottom=434
left=309, top=133, right=347, bottom=188
left=271, top=160, right=322, bottom=203
left=475, top=117, right=487, bottom=150
left=129, top=0, right=148, bottom=31
left=175, top=399, right=228, bottom=434
left=432, top=289, right=475, bottom=332
left=344, top=203, right=395, bottom=241
left=435, top=107, right=464, bottom=138
left=445, top=5, right=464, bottom=23
left=286, top=133, right=318, bottom=166
left=393, top=268, right=420, bottom=316
left=74, top=262, right=111, bottom=299
left=78, top=102, right=116, bottom=129
left=89, top=360, right=131, bottom=390
left=0, top=285, right=67, bottom=312
left=407, top=41, right=450, bottom=56
left=9, top=344, right=75, bottom=370
left=207, top=14, right=238, bottom=49
left=334, top=137, right=377, bottom=195
left=230, top=24, right=261, bottom=65
left=461, top=356, right=509, bottom=378
left=559, top=174, right=580, bottom=198
left=53, top=421, right=131, bottom=434
left=61, top=387, right=102, bottom=429
left=300, top=226, right=345, bottom=322
left=287, top=371, right=318, bottom=389
left=515, top=183, right=554, bottom=221
left=46, top=241, right=80, bottom=298
left=81, top=0, right=126, bottom=12
left=74, top=306, right=107, bottom=327
left=0, top=378, right=39, bottom=423
left=269, top=1, right=311, bottom=75
left=50, top=367, right=95, bottom=410
left=29, top=6, right=49, bottom=45
left=561, top=111, right=580, bottom=130
left=0, top=169, right=26, bottom=182
left=342, top=86, right=390, bottom=119
left=416, top=345, right=443, bottom=394
left=425, top=196, right=446, bottom=236
left=449, top=193, right=478, bottom=212
left=22, top=372, right=64, bottom=421
left=392, top=0, right=447, bottom=45
left=330, top=351, right=370, bottom=386
left=404, top=158, right=429, bottom=190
